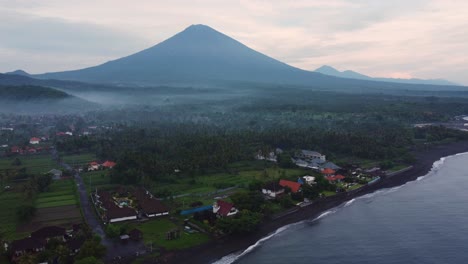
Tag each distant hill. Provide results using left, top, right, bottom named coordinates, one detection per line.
left=315, top=65, right=459, bottom=86
left=0, top=85, right=70, bottom=100
left=6, top=69, right=31, bottom=77
left=0, top=85, right=97, bottom=113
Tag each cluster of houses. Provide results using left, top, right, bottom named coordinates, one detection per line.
left=87, top=160, right=117, bottom=171
left=292, top=150, right=341, bottom=171
left=255, top=148, right=284, bottom=162
left=262, top=178, right=307, bottom=198
left=93, top=187, right=169, bottom=223
left=10, top=145, right=52, bottom=155
left=6, top=225, right=85, bottom=263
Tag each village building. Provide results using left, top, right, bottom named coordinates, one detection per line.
left=325, top=174, right=346, bottom=183
left=9, top=237, right=46, bottom=258
left=302, top=176, right=316, bottom=185
left=133, top=188, right=169, bottom=218
left=298, top=150, right=326, bottom=162
left=94, top=190, right=138, bottom=223
left=47, top=169, right=63, bottom=180
left=31, top=226, right=66, bottom=242
left=29, top=137, right=40, bottom=145
left=321, top=168, right=336, bottom=177
left=102, top=160, right=117, bottom=169
left=262, top=182, right=285, bottom=198
left=10, top=146, right=21, bottom=154
left=88, top=161, right=100, bottom=171
left=279, top=179, right=302, bottom=193
left=321, top=161, right=341, bottom=170
left=213, top=200, right=238, bottom=217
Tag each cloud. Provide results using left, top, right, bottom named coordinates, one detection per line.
left=0, top=0, right=467, bottom=84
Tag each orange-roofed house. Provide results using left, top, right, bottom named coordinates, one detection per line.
left=279, top=179, right=302, bottom=193
left=102, top=161, right=117, bottom=169
left=326, top=174, right=346, bottom=183
left=321, top=168, right=336, bottom=176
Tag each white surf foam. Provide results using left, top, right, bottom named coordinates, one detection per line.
left=344, top=198, right=356, bottom=207
left=211, top=221, right=305, bottom=264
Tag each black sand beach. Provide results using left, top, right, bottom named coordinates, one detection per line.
left=165, top=141, right=468, bottom=264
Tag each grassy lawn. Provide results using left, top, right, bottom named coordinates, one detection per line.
left=123, top=218, right=210, bottom=250
left=0, top=154, right=57, bottom=175
left=321, top=191, right=337, bottom=197
left=347, top=183, right=364, bottom=191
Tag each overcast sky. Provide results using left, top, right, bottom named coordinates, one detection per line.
left=1, top=0, right=467, bottom=84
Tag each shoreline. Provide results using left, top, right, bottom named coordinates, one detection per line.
left=168, top=140, right=468, bottom=264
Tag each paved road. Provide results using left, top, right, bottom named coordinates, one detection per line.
left=52, top=150, right=148, bottom=262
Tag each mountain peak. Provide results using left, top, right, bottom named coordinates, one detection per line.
left=6, top=69, right=30, bottom=76
left=315, top=65, right=341, bottom=75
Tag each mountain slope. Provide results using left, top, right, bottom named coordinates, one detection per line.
left=315, top=65, right=458, bottom=86
left=35, top=24, right=328, bottom=85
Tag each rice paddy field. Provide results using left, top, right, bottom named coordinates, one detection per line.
left=0, top=154, right=58, bottom=175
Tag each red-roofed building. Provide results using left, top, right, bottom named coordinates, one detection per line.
left=11, top=146, right=20, bottom=153
left=279, top=179, right=302, bottom=193
left=29, top=137, right=40, bottom=145
left=321, top=168, right=336, bottom=176
left=102, top=161, right=117, bottom=169
left=213, top=200, right=238, bottom=217
left=88, top=161, right=100, bottom=171
left=326, top=174, right=346, bottom=183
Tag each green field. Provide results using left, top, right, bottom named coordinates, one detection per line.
left=35, top=179, right=78, bottom=208
left=0, top=154, right=57, bottom=175
left=61, top=153, right=97, bottom=166
left=122, top=218, right=210, bottom=250
left=0, top=188, right=29, bottom=240
left=153, top=161, right=310, bottom=196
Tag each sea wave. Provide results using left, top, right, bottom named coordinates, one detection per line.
left=211, top=221, right=305, bottom=264
left=344, top=198, right=356, bottom=207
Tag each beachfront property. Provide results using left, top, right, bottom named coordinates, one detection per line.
left=213, top=200, right=238, bottom=217
left=302, top=176, right=316, bottom=185
left=279, top=179, right=302, bottom=193
left=262, top=181, right=286, bottom=198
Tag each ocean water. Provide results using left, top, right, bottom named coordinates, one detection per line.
left=214, top=152, right=468, bottom=264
